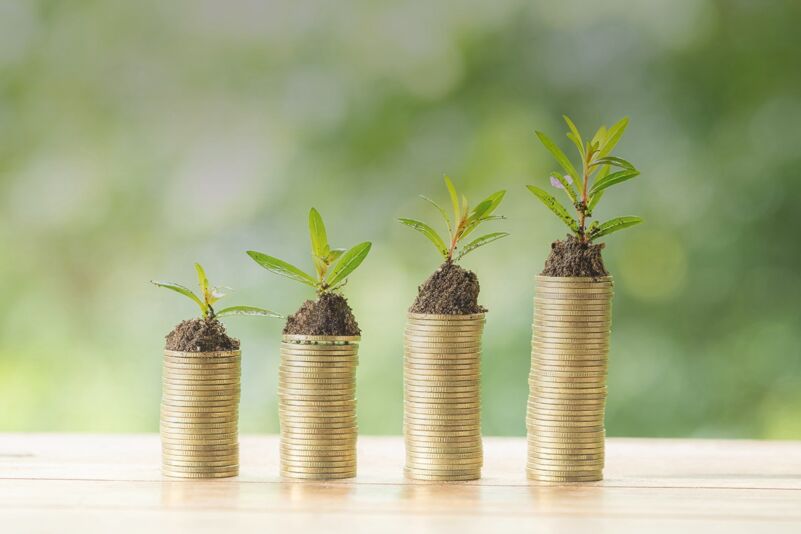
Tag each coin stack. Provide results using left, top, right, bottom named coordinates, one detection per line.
left=526, top=276, right=613, bottom=483
left=404, top=312, right=485, bottom=481
left=160, top=349, right=241, bottom=478
left=278, top=334, right=359, bottom=480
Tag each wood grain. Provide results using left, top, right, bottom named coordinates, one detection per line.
left=1, top=435, right=800, bottom=533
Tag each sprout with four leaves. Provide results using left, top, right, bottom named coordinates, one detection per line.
left=528, top=116, right=642, bottom=242
left=247, top=208, right=372, bottom=293
left=152, top=263, right=281, bottom=320
left=399, top=176, right=508, bottom=261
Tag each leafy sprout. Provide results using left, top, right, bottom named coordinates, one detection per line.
left=151, top=263, right=282, bottom=320
left=399, top=176, right=508, bottom=262
left=247, top=208, right=372, bottom=294
left=528, top=115, right=643, bottom=242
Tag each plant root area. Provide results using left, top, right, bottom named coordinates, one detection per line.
left=283, top=292, right=361, bottom=336
left=541, top=235, right=608, bottom=278
left=165, top=318, right=240, bottom=352
left=410, top=261, right=486, bottom=315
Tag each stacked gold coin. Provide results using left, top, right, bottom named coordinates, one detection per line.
left=404, top=312, right=484, bottom=481
left=160, top=349, right=240, bottom=478
left=279, top=334, right=359, bottom=480
left=527, top=276, right=613, bottom=482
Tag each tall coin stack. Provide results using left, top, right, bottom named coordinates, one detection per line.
left=526, top=275, right=613, bottom=482
left=279, top=334, right=359, bottom=480
left=404, top=312, right=485, bottom=481
left=161, top=349, right=241, bottom=478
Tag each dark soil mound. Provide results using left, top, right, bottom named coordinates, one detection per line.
left=541, top=235, right=608, bottom=277
left=283, top=292, right=361, bottom=336
left=165, top=318, right=240, bottom=352
left=410, top=261, right=486, bottom=315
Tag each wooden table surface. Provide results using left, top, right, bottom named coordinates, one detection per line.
left=1, top=435, right=800, bottom=533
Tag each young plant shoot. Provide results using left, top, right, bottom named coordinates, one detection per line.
left=529, top=116, right=642, bottom=277
left=247, top=208, right=371, bottom=336
left=400, top=177, right=508, bottom=315
left=152, top=263, right=281, bottom=352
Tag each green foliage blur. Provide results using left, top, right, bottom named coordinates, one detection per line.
left=1, top=1, right=800, bottom=438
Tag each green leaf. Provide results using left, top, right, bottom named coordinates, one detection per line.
left=598, top=117, right=629, bottom=158
left=591, top=125, right=607, bottom=150
left=444, top=176, right=460, bottom=226
left=151, top=281, right=207, bottom=315
left=247, top=251, right=317, bottom=287
left=590, top=216, right=643, bottom=240
left=469, top=190, right=506, bottom=221
left=420, top=195, right=451, bottom=233
left=326, top=248, right=345, bottom=263
left=308, top=208, right=330, bottom=259
left=399, top=218, right=448, bottom=258
left=526, top=185, right=579, bottom=233
left=589, top=169, right=640, bottom=197
left=194, top=263, right=210, bottom=303
left=326, top=242, right=372, bottom=288
left=563, top=115, right=585, bottom=159
left=457, top=232, right=510, bottom=260
left=591, top=156, right=635, bottom=170
left=550, top=172, right=578, bottom=205
left=535, top=130, right=581, bottom=189
left=587, top=189, right=604, bottom=215
left=215, top=305, right=284, bottom=319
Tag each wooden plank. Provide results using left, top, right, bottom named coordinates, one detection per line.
left=0, top=435, right=800, bottom=533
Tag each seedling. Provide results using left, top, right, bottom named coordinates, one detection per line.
left=399, top=176, right=508, bottom=261
left=247, top=208, right=372, bottom=293
left=152, top=263, right=281, bottom=320
left=528, top=116, right=642, bottom=242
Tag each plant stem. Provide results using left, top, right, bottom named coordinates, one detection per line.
left=578, top=151, right=592, bottom=243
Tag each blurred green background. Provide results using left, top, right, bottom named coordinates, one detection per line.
left=1, top=0, right=800, bottom=438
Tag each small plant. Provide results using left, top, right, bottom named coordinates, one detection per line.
left=247, top=208, right=372, bottom=293
left=528, top=116, right=642, bottom=242
left=399, top=176, right=508, bottom=261
left=152, top=263, right=281, bottom=320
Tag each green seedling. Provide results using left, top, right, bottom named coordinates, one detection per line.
left=247, top=208, right=372, bottom=293
left=152, top=263, right=281, bottom=320
left=399, top=176, right=508, bottom=261
left=529, top=115, right=642, bottom=242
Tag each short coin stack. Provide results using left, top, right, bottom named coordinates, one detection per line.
left=527, top=276, right=613, bottom=482
left=160, top=349, right=241, bottom=478
left=404, top=312, right=485, bottom=481
left=279, top=334, right=359, bottom=480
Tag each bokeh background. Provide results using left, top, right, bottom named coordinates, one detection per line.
left=1, top=0, right=800, bottom=438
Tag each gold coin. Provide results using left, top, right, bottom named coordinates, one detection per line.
left=280, top=348, right=358, bottom=356
left=408, top=312, right=485, bottom=321
left=279, top=420, right=357, bottom=430
left=278, top=386, right=356, bottom=395
left=279, top=399, right=356, bottom=407
left=279, top=377, right=355, bottom=386
left=163, top=456, right=239, bottom=467
left=406, top=323, right=484, bottom=335
left=404, top=364, right=480, bottom=373
left=406, top=446, right=483, bottom=455
left=162, top=464, right=239, bottom=474
left=404, top=409, right=479, bottom=419
left=537, top=282, right=613, bottom=290
left=404, top=365, right=480, bottom=375
left=282, top=334, right=361, bottom=345
left=534, top=307, right=611, bottom=315
left=161, top=438, right=238, bottom=447
left=404, top=334, right=483, bottom=344
left=404, top=466, right=481, bottom=476
left=404, top=473, right=481, bottom=481
left=163, top=470, right=238, bottom=479
left=281, top=466, right=357, bottom=475
left=162, top=442, right=237, bottom=452
left=405, top=429, right=481, bottom=438
left=528, top=442, right=604, bottom=452
left=406, top=316, right=485, bottom=324
left=280, top=472, right=355, bottom=480
left=160, top=399, right=240, bottom=408
left=162, top=356, right=242, bottom=367
left=404, top=392, right=478, bottom=402
left=404, top=422, right=481, bottom=432
left=162, top=446, right=237, bottom=456
left=279, top=370, right=354, bottom=379
left=526, top=419, right=604, bottom=430
left=280, top=443, right=355, bottom=452
left=526, top=472, right=601, bottom=483
left=160, top=421, right=238, bottom=430
left=404, top=471, right=480, bottom=481
left=527, top=457, right=604, bottom=468
left=405, top=400, right=480, bottom=409
left=532, top=324, right=610, bottom=334
left=162, top=370, right=241, bottom=379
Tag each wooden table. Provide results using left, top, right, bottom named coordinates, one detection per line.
left=2, top=435, right=800, bottom=533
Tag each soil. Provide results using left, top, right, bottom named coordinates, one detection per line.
left=541, top=234, right=608, bottom=278
left=165, top=317, right=240, bottom=352
left=283, top=292, right=361, bottom=336
left=410, top=261, right=486, bottom=315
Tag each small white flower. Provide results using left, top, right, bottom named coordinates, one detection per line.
left=549, top=174, right=573, bottom=190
